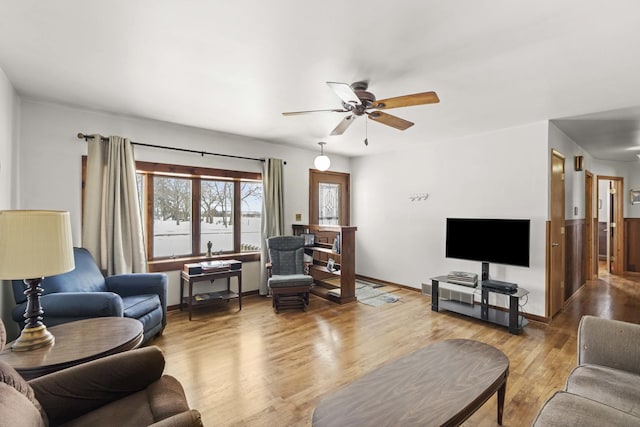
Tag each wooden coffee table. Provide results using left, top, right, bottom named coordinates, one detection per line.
left=313, top=339, right=509, bottom=427
left=0, top=317, right=143, bottom=380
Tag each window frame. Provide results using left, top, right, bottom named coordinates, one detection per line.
left=82, top=157, right=262, bottom=272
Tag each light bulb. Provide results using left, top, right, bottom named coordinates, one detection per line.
left=314, top=142, right=330, bottom=171
left=314, top=154, right=331, bottom=171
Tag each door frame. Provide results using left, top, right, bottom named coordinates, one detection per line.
left=547, top=149, right=566, bottom=318
left=584, top=171, right=596, bottom=280
left=309, top=169, right=350, bottom=226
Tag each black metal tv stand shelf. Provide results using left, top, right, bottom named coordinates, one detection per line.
left=429, top=276, right=529, bottom=334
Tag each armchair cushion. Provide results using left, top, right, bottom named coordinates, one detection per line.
left=268, top=274, right=313, bottom=288
left=533, top=391, right=640, bottom=427
left=12, top=292, right=124, bottom=328
left=565, top=364, right=640, bottom=417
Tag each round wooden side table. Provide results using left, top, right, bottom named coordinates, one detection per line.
left=0, top=317, right=143, bottom=380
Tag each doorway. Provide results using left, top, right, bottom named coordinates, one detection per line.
left=309, top=170, right=350, bottom=226
left=548, top=150, right=566, bottom=318
left=597, top=176, right=624, bottom=276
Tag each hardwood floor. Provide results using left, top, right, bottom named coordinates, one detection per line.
left=153, top=273, right=640, bottom=426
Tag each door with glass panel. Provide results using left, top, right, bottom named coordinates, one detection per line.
left=309, top=170, right=350, bottom=225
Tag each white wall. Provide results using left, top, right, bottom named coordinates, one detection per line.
left=351, top=121, right=549, bottom=316
left=0, top=67, right=20, bottom=338
left=550, top=122, right=640, bottom=219
left=17, top=99, right=350, bottom=306
left=548, top=123, right=594, bottom=220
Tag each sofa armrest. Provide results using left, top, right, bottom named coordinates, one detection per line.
left=149, top=410, right=204, bottom=427
left=107, top=273, right=168, bottom=327
left=11, top=292, right=123, bottom=326
left=29, top=346, right=165, bottom=426
left=578, top=315, right=640, bottom=375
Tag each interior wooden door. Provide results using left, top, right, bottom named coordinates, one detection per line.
left=584, top=171, right=595, bottom=280
left=609, top=178, right=624, bottom=275
left=548, top=150, right=566, bottom=318
left=597, top=176, right=625, bottom=275
left=309, top=170, right=350, bottom=226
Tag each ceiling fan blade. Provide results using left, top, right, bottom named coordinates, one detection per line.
left=330, top=115, right=357, bottom=136
left=367, top=111, right=414, bottom=131
left=282, top=108, right=348, bottom=116
left=372, top=91, right=440, bottom=110
left=327, top=82, right=362, bottom=106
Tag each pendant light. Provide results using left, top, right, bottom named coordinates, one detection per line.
left=314, top=142, right=330, bottom=171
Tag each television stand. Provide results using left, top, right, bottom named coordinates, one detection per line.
left=429, top=276, right=528, bottom=334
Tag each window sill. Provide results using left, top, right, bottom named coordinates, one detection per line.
left=148, top=252, right=260, bottom=273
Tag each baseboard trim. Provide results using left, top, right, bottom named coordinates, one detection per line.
left=356, top=274, right=416, bottom=290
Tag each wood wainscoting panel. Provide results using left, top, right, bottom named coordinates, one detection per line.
left=625, top=218, right=640, bottom=272
left=564, top=219, right=585, bottom=301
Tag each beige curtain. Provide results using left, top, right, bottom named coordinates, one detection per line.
left=259, top=158, right=285, bottom=295
left=82, top=135, right=147, bottom=275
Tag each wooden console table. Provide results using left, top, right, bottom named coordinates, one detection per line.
left=0, top=317, right=143, bottom=380
left=180, top=263, right=242, bottom=320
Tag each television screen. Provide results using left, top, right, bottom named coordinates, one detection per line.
left=446, top=218, right=530, bottom=267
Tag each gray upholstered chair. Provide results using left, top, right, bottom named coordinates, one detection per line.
left=266, top=236, right=313, bottom=312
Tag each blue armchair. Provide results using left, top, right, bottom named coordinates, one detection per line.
left=12, top=247, right=167, bottom=344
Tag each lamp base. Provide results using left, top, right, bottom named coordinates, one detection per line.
left=12, top=325, right=55, bottom=352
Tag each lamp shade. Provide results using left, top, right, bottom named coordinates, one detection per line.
left=0, top=210, right=75, bottom=279
left=314, top=154, right=331, bottom=171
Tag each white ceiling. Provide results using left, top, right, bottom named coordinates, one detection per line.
left=2, top=1, right=640, bottom=159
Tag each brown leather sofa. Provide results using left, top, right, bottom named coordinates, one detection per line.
left=0, top=319, right=202, bottom=427
left=533, top=315, right=640, bottom=426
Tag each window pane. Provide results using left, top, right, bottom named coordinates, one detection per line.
left=240, top=182, right=262, bottom=252
left=200, top=180, right=234, bottom=254
left=153, top=176, right=192, bottom=257
left=319, top=182, right=340, bottom=225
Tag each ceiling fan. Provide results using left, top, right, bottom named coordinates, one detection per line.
left=282, top=81, right=440, bottom=137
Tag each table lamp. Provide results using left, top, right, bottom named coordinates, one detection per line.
left=0, top=210, right=75, bottom=351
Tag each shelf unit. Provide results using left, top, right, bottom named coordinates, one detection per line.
left=292, top=224, right=357, bottom=304
left=428, top=276, right=528, bottom=334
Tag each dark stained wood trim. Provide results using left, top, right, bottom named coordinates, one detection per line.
left=564, top=219, right=585, bottom=301
left=192, top=179, right=201, bottom=255
left=309, top=169, right=350, bottom=226
left=135, top=160, right=261, bottom=181
left=624, top=217, right=640, bottom=272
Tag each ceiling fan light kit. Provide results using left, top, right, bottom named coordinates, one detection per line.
left=314, top=142, right=330, bottom=171
left=283, top=81, right=440, bottom=138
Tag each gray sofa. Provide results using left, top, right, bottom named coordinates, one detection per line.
left=533, top=315, right=640, bottom=426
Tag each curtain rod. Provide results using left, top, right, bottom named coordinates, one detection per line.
left=77, top=132, right=267, bottom=163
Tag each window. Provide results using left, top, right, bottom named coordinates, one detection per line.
left=135, top=161, right=262, bottom=261
left=82, top=158, right=263, bottom=271
left=152, top=176, right=193, bottom=258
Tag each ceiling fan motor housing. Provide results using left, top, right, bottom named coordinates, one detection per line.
left=344, top=82, right=377, bottom=115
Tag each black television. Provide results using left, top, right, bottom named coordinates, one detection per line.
left=446, top=218, right=530, bottom=278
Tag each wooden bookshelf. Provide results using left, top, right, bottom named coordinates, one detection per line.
left=293, top=224, right=357, bottom=304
